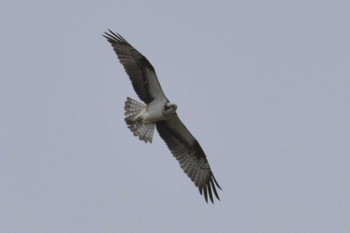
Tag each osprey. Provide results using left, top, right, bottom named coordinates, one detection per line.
left=104, top=30, right=222, bottom=203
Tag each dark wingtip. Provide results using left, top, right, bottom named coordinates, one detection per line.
left=211, top=180, right=220, bottom=201
left=212, top=175, right=222, bottom=190
left=103, top=29, right=129, bottom=45
left=203, top=187, right=208, bottom=203
left=198, top=175, right=222, bottom=204
left=208, top=182, right=214, bottom=203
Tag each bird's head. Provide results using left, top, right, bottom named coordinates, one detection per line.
left=163, top=102, right=177, bottom=117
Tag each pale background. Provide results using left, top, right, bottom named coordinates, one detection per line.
left=1, top=0, right=349, bottom=232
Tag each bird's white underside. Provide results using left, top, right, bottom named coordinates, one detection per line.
left=136, top=98, right=169, bottom=124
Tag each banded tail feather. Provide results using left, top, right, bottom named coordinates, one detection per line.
left=124, top=97, right=155, bottom=143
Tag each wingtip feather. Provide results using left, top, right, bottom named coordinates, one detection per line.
left=103, top=29, right=129, bottom=44
left=197, top=175, right=222, bottom=204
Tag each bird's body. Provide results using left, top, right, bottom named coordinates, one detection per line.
left=135, top=98, right=176, bottom=124
left=104, top=30, right=222, bottom=203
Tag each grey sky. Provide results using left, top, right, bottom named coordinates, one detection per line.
left=1, top=0, right=349, bottom=232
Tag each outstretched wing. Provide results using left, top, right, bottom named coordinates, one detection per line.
left=104, top=30, right=167, bottom=104
left=156, top=115, right=222, bottom=203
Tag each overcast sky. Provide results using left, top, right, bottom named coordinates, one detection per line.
left=1, top=0, right=350, bottom=232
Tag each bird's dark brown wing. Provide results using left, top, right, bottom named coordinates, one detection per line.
left=156, top=115, right=222, bottom=203
left=104, top=30, right=167, bottom=104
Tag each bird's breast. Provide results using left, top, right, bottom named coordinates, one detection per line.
left=142, top=99, right=167, bottom=123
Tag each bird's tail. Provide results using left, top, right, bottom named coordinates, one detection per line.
left=124, top=97, right=155, bottom=143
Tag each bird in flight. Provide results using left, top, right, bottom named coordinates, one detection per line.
left=103, top=30, right=222, bottom=203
